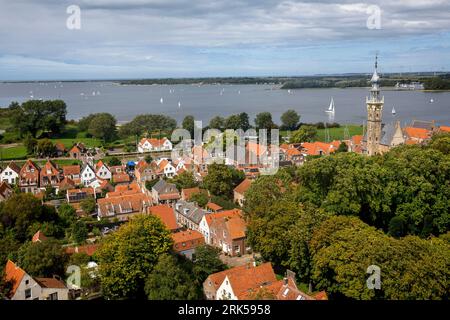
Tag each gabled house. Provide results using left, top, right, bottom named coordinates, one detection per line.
left=156, top=159, right=176, bottom=178
left=233, top=178, right=252, bottom=207
left=0, top=181, right=13, bottom=202
left=172, top=230, right=205, bottom=260
left=135, top=161, right=158, bottom=187
left=80, top=164, right=96, bottom=186
left=3, top=260, right=69, bottom=300
left=209, top=213, right=247, bottom=256
left=19, top=160, right=40, bottom=193
left=95, top=160, right=112, bottom=180
left=111, top=173, right=131, bottom=185
left=0, top=161, right=21, bottom=185
left=148, top=204, right=179, bottom=232
left=151, top=180, right=180, bottom=205
left=174, top=200, right=207, bottom=232
left=97, top=193, right=152, bottom=221
left=138, top=137, right=173, bottom=153
left=40, top=160, right=63, bottom=190
left=199, top=209, right=242, bottom=245
left=54, top=142, right=66, bottom=157
left=203, top=262, right=277, bottom=300
left=62, top=165, right=81, bottom=183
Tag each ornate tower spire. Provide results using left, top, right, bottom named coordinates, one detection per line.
left=365, top=54, right=384, bottom=156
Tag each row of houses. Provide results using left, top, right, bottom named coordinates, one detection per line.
left=203, top=262, right=327, bottom=300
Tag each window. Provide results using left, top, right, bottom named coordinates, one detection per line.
left=25, top=279, right=29, bottom=285
left=25, top=288, right=31, bottom=299
left=48, top=292, right=58, bottom=300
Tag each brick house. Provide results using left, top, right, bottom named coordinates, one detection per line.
left=209, top=213, right=247, bottom=256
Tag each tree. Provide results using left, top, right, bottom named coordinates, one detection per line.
left=87, top=113, right=117, bottom=142
left=35, top=139, right=56, bottom=157
left=71, top=221, right=88, bottom=244
left=190, top=192, right=209, bottom=208
left=337, top=141, right=348, bottom=152
left=10, top=100, right=67, bottom=138
left=192, top=245, right=225, bottom=283
left=0, top=193, right=59, bottom=242
left=182, top=115, right=195, bottom=137
left=23, top=134, right=37, bottom=155
left=290, top=125, right=317, bottom=143
left=80, top=198, right=96, bottom=214
left=209, top=116, right=225, bottom=130
left=254, top=112, right=275, bottom=130
left=145, top=253, right=200, bottom=300
left=17, top=239, right=68, bottom=277
left=144, top=155, right=153, bottom=163
left=96, top=214, right=173, bottom=299
left=238, top=112, right=251, bottom=131
left=78, top=114, right=97, bottom=132
left=107, top=156, right=122, bottom=166
left=203, top=163, right=245, bottom=198
left=281, top=110, right=300, bottom=131
left=171, top=171, right=198, bottom=190
left=118, top=114, right=177, bottom=138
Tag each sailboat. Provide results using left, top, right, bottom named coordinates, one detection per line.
left=160, top=97, right=164, bottom=104
left=325, top=97, right=335, bottom=114
left=178, top=101, right=181, bottom=108
left=430, top=98, right=434, bottom=103
left=392, top=106, right=396, bottom=115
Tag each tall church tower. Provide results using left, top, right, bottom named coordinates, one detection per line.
left=365, top=55, right=384, bottom=156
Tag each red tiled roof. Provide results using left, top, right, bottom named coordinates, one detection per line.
left=204, top=209, right=242, bottom=226
left=65, top=244, right=100, bottom=256
left=3, top=260, right=26, bottom=298
left=351, top=135, right=363, bottom=145
left=112, top=173, right=131, bottom=183
left=32, top=230, right=48, bottom=243
left=159, top=193, right=180, bottom=201
left=206, top=202, right=223, bottom=211
left=149, top=205, right=178, bottom=231
left=404, top=127, right=430, bottom=140
left=234, top=178, right=252, bottom=195
left=182, top=187, right=201, bottom=200
left=34, top=277, right=67, bottom=289
left=7, top=161, right=21, bottom=174
left=62, top=165, right=80, bottom=176
left=54, top=142, right=66, bottom=152
left=69, top=145, right=81, bottom=154
left=172, top=230, right=205, bottom=252
left=440, top=126, right=450, bottom=133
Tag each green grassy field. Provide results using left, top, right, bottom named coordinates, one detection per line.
left=316, top=124, right=363, bottom=142
left=0, top=145, right=27, bottom=160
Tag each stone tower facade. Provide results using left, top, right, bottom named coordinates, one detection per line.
left=365, top=56, right=384, bottom=156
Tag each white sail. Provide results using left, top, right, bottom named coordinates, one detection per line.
left=325, top=98, right=335, bottom=113
left=160, top=97, right=164, bottom=104
left=392, top=106, right=396, bottom=114
left=178, top=101, right=181, bottom=108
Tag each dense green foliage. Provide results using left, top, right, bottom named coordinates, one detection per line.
left=145, top=253, right=201, bottom=300
left=280, top=110, right=300, bottom=131
left=9, top=100, right=67, bottom=138
left=290, top=125, right=318, bottom=143
left=244, top=140, right=450, bottom=299
left=17, top=239, right=68, bottom=278
left=254, top=112, right=276, bottom=130
left=96, top=214, right=173, bottom=299
left=203, top=163, right=245, bottom=198
left=171, top=171, right=198, bottom=190
left=118, top=114, right=177, bottom=138
left=87, top=113, right=117, bottom=142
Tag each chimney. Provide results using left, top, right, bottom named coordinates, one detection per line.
left=283, top=277, right=288, bottom=285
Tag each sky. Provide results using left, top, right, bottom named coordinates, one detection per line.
left=0, top=0, right=449, bottom=80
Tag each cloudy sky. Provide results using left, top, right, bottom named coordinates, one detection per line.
left=0, top=0, right=449, bottom=80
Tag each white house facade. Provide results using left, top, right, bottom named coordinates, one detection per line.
left=81, top=164, right=96, bottom=186
left=0, top=165, right=19, bottom=185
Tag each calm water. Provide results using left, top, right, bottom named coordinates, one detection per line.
left=0, top=82, right=449, bottom=127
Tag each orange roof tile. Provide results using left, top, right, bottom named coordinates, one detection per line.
left=440, top=126, right=450, bottom=133
left=404, top=127, right=430, bottom=140
left=172, top=230, right=205, bottom=252
left=62, top=165, right=81, bottom=176
left=206, top=202, right=223, bottom=211
left=34, top=277, right=67, bottom=289
left=351, top=135, right=363, bottom=145
left=182, top=187, right=201, bottom=200
left=4, top=260, right=26, bottom=298
left=234, top=178, right=252, bottom=195
left=32, top=230, right=47, bottom=243
left=204, top=209, right=242, bottom=226
left=112, top=173, right=131, bottom=183
left=149, top=205, right=178, bottom=231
